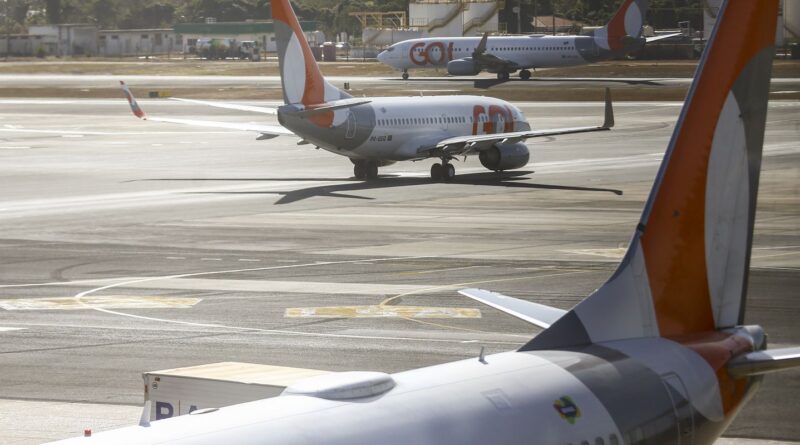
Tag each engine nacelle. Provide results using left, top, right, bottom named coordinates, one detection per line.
left=479, top=142, right=530, bottom=171
left=447, top=58, right=481, bottom=76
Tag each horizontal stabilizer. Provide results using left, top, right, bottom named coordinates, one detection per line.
left=646, top=32, right=683, bottom=43
left=458, top=288, right=566, bottom=329
left=727, top=347, right=800, bottom=377
left=290, top=99, right=372, bottom=118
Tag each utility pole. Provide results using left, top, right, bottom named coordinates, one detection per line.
left=517, top=0, right=522, bottom=34
left=4, top=0, right=9, bottom=61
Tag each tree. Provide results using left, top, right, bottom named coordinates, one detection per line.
left=45, top=0, right=60, bottom=23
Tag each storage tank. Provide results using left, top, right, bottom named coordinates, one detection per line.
left=786, top=0, right=800, bottom=41
left=705, top=0, right=796, bottom=45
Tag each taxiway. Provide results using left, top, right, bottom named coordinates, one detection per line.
left=0, top=98, right=797, bottom=444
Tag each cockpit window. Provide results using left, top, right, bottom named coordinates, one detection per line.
left=386, top=47, right=395, bottom=52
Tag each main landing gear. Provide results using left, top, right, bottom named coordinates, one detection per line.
left=353, top=160, right=379, bottom=180
left=496, top=71, right=510, bottom=81
left=402, top=70, right=409, bottom=80
left=430, top=159, right=456, bottom=182
left=519, top=69, right=532, bottom=80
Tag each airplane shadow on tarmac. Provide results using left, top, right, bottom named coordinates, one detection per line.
left=133, top=171, right=623, bottom=205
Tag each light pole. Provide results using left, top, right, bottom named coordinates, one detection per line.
left=4, top=0, right=9, bottom=61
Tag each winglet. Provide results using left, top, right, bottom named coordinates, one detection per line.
left=473, top=32, right=490, bottom=57
left=120, top=81, right=146, bottom=120
left=139, top=400, right=151, bottom=427
left=603, top=88, right=615, bottom=129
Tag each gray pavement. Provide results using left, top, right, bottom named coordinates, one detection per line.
left=0, top=98, right=797, bottom=443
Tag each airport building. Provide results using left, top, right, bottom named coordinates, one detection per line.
left=97, top=29, right=181, bottom=57
left=0, top=20, right=323, bottom=57
left=363, top=0, right=501, bottom=46
left=173, top=21, right=324, bottom=54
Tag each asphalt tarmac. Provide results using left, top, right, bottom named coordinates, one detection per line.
left=0, top=98, right=797, bottom=444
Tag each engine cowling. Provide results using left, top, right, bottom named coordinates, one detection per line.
left=479, top=142, right=530, bottom=171
left=447, top=58, right=481, bottom=76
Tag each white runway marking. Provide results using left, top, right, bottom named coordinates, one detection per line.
left=285, top=305, right=482, bottom=319
left=0, top=327, right=25, bottom=332
left=62, top=255, right=543, bottom=345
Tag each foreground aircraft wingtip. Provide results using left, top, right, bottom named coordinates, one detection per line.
left=120, top=81, right=146, bottom=120
left=603, top=88, right=615, bottom=129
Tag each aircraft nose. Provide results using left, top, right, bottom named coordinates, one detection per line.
left=377, top=50, right=388, bottom=63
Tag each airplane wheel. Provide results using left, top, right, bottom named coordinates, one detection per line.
left=354, top=161, right=367, bottom=180
left=430, top=163, right=443, bottom=181
left=366, top=161, right=379, bottom=180
left=444, top=163, right=455, bottom=181
left=497, top=72, right=510, bottom=80
left=519, top=69, right=531, bottom=80
left=402, top=72, right=409, bottom=80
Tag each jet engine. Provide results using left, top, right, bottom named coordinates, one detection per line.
left=479, top=142, right=530, bottom=171
left=447, top=58, right=481, bottom=76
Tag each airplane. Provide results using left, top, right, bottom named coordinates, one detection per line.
left=121, top=22, right=614, bottom=183
left=377, top=0, right=681, bottom=80
left=55, top=0, right=800, bottom=443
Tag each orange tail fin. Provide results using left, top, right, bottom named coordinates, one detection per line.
left=525, top=0, right=779, bottom=349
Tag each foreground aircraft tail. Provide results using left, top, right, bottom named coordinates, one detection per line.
left=271, top=0, right=351, bottom=107
left=525, top=0, right=778, bottom=350
left=590, top=0, right=649, bottom=51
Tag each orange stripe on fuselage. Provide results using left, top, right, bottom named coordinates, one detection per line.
left=640, top=0, right=777, bottom=338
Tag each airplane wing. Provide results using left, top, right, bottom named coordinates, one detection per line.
left=417, top=89, right=613, bottom=158
left=120, top=81, right=292, bottom=139
left=471, top=32, right=520, bottom=72
left=645, top=32, right=684, bottom=43
left=727, top=347, right=800, bottom=377
left=459, top=288, right=567, bottom=329
left=170, top=98, right=279, bottom=115
left=169, top=98, right=373, bottom=118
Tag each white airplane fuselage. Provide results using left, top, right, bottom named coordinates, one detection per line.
left=278, top=95, right=530, bottom=161
left=52, top=335, right=757, bottom=445
left=378, top=35, right=598, bottom=73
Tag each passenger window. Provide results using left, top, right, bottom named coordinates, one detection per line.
left=596, top=437, right=605, bottom=445
left=609, top=434, right=619, bottom=445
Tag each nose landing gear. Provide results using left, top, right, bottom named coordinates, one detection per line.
left=402, top=70, right=409, bottom=80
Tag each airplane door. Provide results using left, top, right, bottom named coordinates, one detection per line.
left=345, top=112, right=357, bottom=139
left=661, top=373, right=694, bottom=445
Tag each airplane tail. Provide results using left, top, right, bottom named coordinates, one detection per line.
left=591, top=0, right=649, bottom=51
left=271, top=0, right=352, bottom=108
left=525, top=0, right=778, bottom=350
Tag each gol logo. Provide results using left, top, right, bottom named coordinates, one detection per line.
left=553, top=396, right=581, bottom=424
left=409, top=42, right=455, bottom=66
